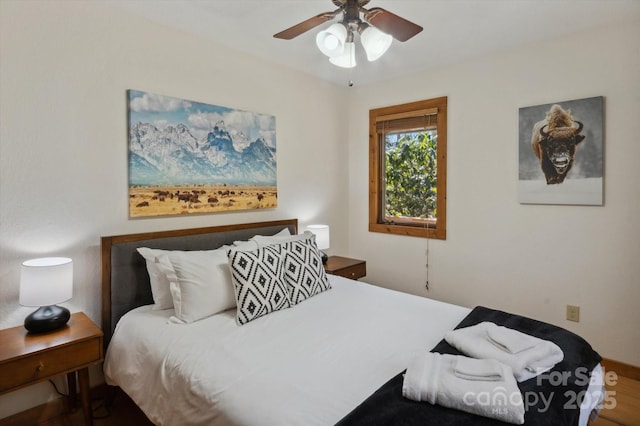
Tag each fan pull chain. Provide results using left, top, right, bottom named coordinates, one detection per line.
left=348, top=61, right=355, bottom=87
left=425, top=238, right=430, bottom=292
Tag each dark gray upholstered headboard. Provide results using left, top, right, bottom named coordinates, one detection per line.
left=101, top=219, right=297, bottom=347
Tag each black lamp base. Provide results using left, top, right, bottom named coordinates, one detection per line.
left=24, top=305, right=70, bottom=334
left=321, top=251, right=328, bottom=264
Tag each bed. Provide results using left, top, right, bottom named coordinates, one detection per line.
left=101, top=219, right=604, bottom=425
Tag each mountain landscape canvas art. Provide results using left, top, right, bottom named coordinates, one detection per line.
left=127, top=90, right=277, bottom=217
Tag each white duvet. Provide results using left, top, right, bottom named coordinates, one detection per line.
left=104, top=276, right=469, bottom=425
left=104, top=276, right=603, bottom=425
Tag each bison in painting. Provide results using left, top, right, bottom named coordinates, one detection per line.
left=531, top=104, right=585, bottom=184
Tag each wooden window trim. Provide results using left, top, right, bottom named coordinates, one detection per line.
left=369, top=97, right=447, bottom=240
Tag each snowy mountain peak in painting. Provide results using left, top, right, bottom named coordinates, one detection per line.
left=127, top=90, right=277, bottom=187
left=129, top=121, right=276, bottom=186
left=212, top=121, right=229, bottom=138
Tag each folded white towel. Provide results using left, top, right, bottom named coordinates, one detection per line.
left=454, top=356, right=503, bottom=381
left=486, top=325, right=536, bottom=354
left=403, top=353, right=525, bottom=424
left=444, top=322, right=564, bottom=382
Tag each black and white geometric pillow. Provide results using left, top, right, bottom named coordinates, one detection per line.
left=283, top=234, right=331, bottom=305
left=228, top=244, right=291, bottom=325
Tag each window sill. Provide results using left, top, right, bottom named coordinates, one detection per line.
left=369, top=222, right=445, bottom=240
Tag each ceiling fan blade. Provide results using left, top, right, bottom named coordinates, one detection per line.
left=364, top=7, right=423, bottom=42
left=273, top=12, right=337, bottom=40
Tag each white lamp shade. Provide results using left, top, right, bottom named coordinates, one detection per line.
left=305, top=224, right=330, bottom=250
left=316, top=23, right=347, bottom=57
left=19, top=257, right=73, bottom=307
left=360, top=26, right=392, bottom=61
left=329, top=42, right=357, bottom=68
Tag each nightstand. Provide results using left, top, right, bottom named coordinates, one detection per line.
left=324, top=256, right=366, bottom=280
left=0, top=312, right=103, bottom=426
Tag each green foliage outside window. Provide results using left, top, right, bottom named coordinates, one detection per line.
left=384, top=131, right=437, bottom=220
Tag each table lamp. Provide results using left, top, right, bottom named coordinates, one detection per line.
left=19, top=257, right=73, bottom=333
left=305, top=224, right=330, bottom=264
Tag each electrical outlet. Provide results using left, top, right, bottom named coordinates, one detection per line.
left=566, top=305, right=580, bottom=322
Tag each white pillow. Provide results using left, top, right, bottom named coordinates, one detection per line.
left=274, top=227, right=292, bottom=237
left=251, top=231, right=311, bottom=249
left=136, top=247, right=173, bottom=310
left=232, top=227, right=292, bottom=250
left=232, top=240, right=259, bottom=251
left=156, top=247, right=236, bottom=323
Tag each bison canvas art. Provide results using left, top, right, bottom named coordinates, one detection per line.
left=518, top=96, right=603, bottom=205
left=127, top=90, right=277, bottom=217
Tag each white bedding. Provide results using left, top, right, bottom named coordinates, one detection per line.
left=104, top=275, right=603, bottom=425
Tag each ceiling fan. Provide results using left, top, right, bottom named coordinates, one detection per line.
left=274, top=0, right=423, bottom=68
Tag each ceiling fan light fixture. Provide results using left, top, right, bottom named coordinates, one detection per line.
left=275, top=0, right=423, bottom=69
left=360, top=25, right=392, bottom=61
left=316, top=23, right=347, bottom=57
left=329, top=41, right=356, bottom=68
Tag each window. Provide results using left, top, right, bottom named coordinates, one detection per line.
left=369, top=97, right=447, bottom=239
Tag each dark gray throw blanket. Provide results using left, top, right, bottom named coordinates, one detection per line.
left=336, top=306, right=602, bottom=426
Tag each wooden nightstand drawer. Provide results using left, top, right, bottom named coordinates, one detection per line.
left=324, top=256, right=366, bottom=280
left=333, top=263, right=366, bottom=280
left=0, top=337, right=101, bottom=392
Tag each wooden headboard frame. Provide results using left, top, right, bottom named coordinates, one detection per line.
left=100, top=219, right=298, bottom=347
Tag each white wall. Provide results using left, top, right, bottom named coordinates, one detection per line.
left=1, top=0, right=639, bottom=420
left=0, top=1, right=348, bottom=418
left=347, top=21, right=640, bottom=366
